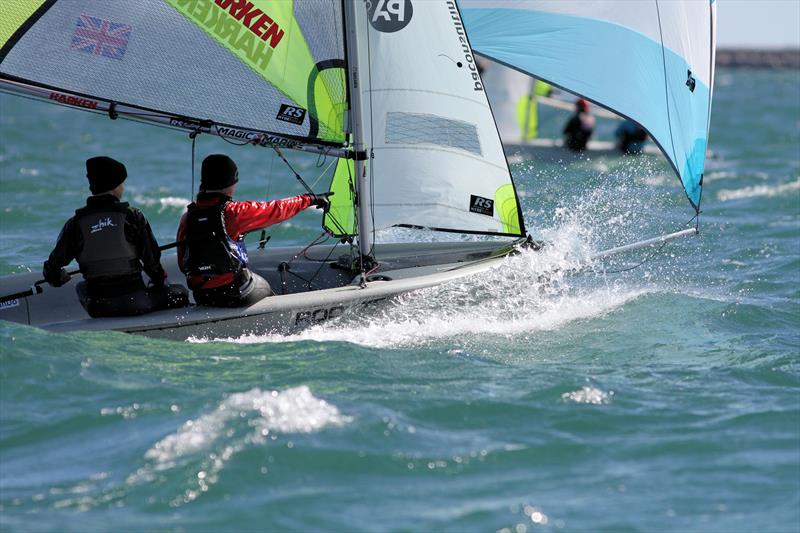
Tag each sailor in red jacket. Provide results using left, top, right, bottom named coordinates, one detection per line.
left=176, top=154, right=331, bottom=307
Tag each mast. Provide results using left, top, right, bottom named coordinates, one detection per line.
left=343, top=0, right=373, bottom=259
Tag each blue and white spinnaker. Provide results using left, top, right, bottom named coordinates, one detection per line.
left=459, top=0, right=716, bottom=210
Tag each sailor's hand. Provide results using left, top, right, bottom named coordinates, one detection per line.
left=148, top=271, right=167, bottom=289
left=50, top=268, right=71, bottom=287
left=309, top=191, right=334, bottom=210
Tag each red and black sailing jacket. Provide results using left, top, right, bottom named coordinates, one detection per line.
left=176, top=192, right=311, bottom=290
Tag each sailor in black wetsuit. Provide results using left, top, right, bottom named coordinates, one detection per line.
left=562, top=98, right=596, bottom=152
left=42, top=156, right=188, bottom=318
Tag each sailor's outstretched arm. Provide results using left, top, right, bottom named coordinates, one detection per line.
left=224, top=194, right=313, bottom=238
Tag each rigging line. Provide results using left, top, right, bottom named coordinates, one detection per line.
left=282, top=231, right=336, bottom=288
left=271, top=145, right=314, bottom=194
left=271, top=144, right=349, bottom=236
left=288, top=231, right=330, bottom=267
left=189, top=128, right=200, bottom=198
left=599, top=213, right=700, bottom=274
left=306, top=239, right=340, bottom=288
left=365, top=14, right=377, bottom=258
left=316, top=148, right=329, bottom=168
left=310, top=155, right=338, bottom=189
left=258, top=149, right=278, bottom=249
left=654, top=0, right=679, bottom=172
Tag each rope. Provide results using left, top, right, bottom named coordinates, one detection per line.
left=270, top=144, right=350, bottom=237
left=654, top=0, right=679, bottom=170
left=598, top=213, right=700, bottom=274
left=189, top=128, right=200, bottom=198
left=279, top=231, right=340, bottom=290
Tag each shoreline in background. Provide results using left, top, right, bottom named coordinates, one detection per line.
left=716, top=48, right=799, bottom=69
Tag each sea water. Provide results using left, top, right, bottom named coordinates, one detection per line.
left=0, top=68, right=798, bottom=531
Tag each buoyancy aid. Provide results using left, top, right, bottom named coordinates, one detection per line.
left=74, top=202, right=140, bottom=280
left=183, top=201, right=249, bottom=279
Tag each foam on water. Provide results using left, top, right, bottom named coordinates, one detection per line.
left=141, top=386, right=350, bottom=467
left=194, top=220, right=648, bottom=348
left=561, top=386, right=615, bottom=405
left=126, top=386, right=350, bottom=503
left=716, top=178, right=800, bottom=201
left=132, top=195, right=190, bottom=212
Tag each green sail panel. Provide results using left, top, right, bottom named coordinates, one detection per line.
left=166, top=0, right=346, bottom=143
left=494, top=184, right=522, bottom=235
left=323, top=158, right=357, bottom=237
left=0, top=0, right=347, bottom=146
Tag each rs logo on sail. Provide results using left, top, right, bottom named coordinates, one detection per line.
left=368, top=0, right=413, bottom=33
left=90, top=217, right=116, bottom=233
left=276, top=104, right=307, bottom=125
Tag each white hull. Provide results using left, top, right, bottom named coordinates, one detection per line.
left=505, top=138, right=661, bottom=164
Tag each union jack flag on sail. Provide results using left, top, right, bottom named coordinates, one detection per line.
left=71, top=15, right=131, bottom=60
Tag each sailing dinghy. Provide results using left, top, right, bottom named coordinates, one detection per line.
left=482, top=60, right=661, bottom=163
left=0, top=0, right=715, bottom=340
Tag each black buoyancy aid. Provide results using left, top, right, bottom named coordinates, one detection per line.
left=183, top=201, right=248, bottom=277
left=74, top=202, right=140, bottom=280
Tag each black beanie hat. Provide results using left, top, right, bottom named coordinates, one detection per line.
left=200, top=154, right=239, bottom=191
left=86, top=156, right=127, bottom=194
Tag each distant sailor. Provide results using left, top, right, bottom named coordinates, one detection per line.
left=176, top=154, right=332, bottom=308
left=615, top=119, right=649, bottom=154
left=517, top=79, right=552, bottom=141
left=562, top=98, right=596, bottom=152
left=43, top=157, right=189, bottom=317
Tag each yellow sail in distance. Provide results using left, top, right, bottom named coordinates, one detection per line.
left=515, top=79, right=551, bottom=141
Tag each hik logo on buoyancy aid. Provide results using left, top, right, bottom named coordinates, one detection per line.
left=367, top=0, right=413, bottom=33
left=90, top=217, right=116, bottom=233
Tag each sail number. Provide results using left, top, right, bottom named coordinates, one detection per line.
left=294, top=306, right=345, bottom=326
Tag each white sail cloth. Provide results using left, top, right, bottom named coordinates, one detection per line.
left=350, top=0, right=525, bottom=237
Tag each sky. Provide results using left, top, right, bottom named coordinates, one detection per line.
left=717, top=0, right=800, bottom=49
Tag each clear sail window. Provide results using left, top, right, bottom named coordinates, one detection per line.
left=385, top=112, right=482, bottom=156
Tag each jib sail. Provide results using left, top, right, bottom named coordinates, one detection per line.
left=348, top=0, right=526, bottom=238
left=0, top=0, right=348, bottom=151
left=323, top=157, right=357, bottom=237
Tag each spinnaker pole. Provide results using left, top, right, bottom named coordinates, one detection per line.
left=343, top=0, right=373, bottom=259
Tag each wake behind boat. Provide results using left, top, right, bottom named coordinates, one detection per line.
left=0, top=0, right=716, bottom=340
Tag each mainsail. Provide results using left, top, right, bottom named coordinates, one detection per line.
left=459, top=0, right=717, bottom=210
left=0, top=0, right=349, bottom=154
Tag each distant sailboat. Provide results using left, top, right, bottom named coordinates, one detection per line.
left=480, top=58, right=660, bottom=162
